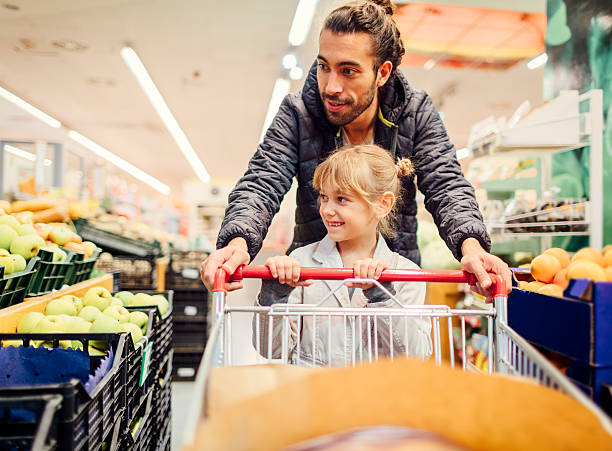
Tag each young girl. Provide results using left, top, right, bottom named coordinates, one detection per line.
left=254, top=144, right=431, bottom=366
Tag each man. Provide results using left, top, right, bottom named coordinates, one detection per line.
left=201, top=0, right=511, bottom=295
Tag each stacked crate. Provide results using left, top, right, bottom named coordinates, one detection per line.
left=165, top=250, right=209, bottom=381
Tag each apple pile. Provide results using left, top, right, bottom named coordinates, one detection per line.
left=519, top=246, right=612, bottom=297
left=0, top=211, right=98, bottom=270
left=2, top=286, right=167, bottom=351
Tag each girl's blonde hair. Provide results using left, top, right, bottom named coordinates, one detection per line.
left=313, top=144, right=414, bottom=237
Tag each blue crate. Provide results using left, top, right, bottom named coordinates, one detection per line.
left=508, top=279, right=612, bottom=366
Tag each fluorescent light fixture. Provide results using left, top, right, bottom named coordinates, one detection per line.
left=0, top=85, right=61, bottom=128
left=260, top=78, right=290, bottom=142
left=423, top=59, right=436, bottom=71
left=456, top=147, right=470, bottom=160
left=288, top=0, right=319, bottom=46
left=282, top=53, right=298, bottom=69
left=120, top=46, right=210, bottom=183
left=527, top=53, right=548, bottom=70
left=4, top=144, right=52, bottom=166
left=289, top=66, right=304, bottom=81
left=68, top=130, right=171, bottom=195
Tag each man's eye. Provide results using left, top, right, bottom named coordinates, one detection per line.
left=318, top=63, right=329, bottom=71
left=343, top=68, right=356, bottom=75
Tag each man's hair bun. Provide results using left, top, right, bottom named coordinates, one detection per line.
left=396, top=158, right=414, bottom=178
left=369, top=0, right=396, bottom=15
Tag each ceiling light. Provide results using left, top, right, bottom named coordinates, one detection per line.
left=0, top=84, right=61, bottom=128
left=423, top=59, right=436, bottom=71
left=527, top=53, right=548, bottom=70
left=4, top=144, right=52, bottom=166
left=120, top=46, right=210, bottom=183
left=282, top=53, right=298, bottom=70
left=260, top=78, right=290, bottom=142
left=288, top=0, right=319, bottom=46
left=68, top=130, right=171, bottom=195
left=289, top=66, right=304, bottom=81
left=456, top=147, right=470, bottom=160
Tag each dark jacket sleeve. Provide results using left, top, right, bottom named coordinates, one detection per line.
left=412, top=93, right=491, bottom=260
left=216, top=95, right=299, bottom=260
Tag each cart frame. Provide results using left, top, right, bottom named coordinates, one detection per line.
left=182, top=266, right=612, bottom=443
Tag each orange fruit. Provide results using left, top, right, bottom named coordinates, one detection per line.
left=530, top=254, right=562, bottom=283
left=566, top=260, right=606, bottom=282
left=603, top=249, right=612, bottom=267
left=605, top=266, right=612, bottom=282
left=544, top=248, right=570, bottom=268
left=571, top=247, right=604, bottom=266
left=552, top=268, right=568, bottom=289
left=526, top=281, right=546, bottom=292
left=603, top=244, right=612, bottom=255
left=537, top=284, right=564, bottom=297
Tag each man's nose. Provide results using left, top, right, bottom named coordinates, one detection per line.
left=325, top=71, right=342, bottom=96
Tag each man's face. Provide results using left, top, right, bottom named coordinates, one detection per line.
left=317, top=29, right=378, bottom=126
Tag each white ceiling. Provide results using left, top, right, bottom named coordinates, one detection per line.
left=0, top=0, right=544, bottom=198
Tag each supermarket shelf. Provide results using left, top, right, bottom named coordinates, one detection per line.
left=491, top=237, right=540, bottom=255
left=495, top=231, right=590, bottom=237
left=480, top=177, right=539, bottom=193
left=471, top=141, right=587, bottom=160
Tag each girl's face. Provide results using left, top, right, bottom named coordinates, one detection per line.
left=318, top=181, right=380, bottom=247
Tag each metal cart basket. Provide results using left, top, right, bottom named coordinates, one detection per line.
left=184, top=266, right=612, bottom=442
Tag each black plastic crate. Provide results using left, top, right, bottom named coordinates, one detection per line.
left=97, top=255, right=157, bottom=291
left=172, top=289, right=208, bottom=323
left=0, top=257, right=39, bottom=310
left=173, top=322, right=207, bottom=349
left=64, top=249, right=102, bottom=286
left=172, top=351, right=204, bottom=382
left=166, top=250, right=208, bottom=290
left=151, top=363, right=172, bottom=451
left=0, top=332, right=132, bottom=451
left=27, top=249, right=75, bottom=297
left=73, top=218, right=160, bottom=258
left=119, top=389, right=154, bottom=451
left=0, top=393, right=62, bottom=451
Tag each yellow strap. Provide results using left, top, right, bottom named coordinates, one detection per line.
left=378, top=107, right=396, bottom=127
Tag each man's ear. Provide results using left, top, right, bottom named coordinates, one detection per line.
left=376, top=61, right=393, bottom=87
left=377, top=191, right=395, bottom=217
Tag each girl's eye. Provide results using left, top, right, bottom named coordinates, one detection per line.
left=337, top=196, right=347, bottom=203
left=319, top=194, right=328, bottom=201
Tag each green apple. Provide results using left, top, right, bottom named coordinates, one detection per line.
left=17, top=223, right=37, bottom=236
left=131, top=293, right=153, bottom=306
left=2, top=339, right=24, bottom=347
left=88, top=346, right=106, bottom=356
left=78, top=305, right=102, bottom=322
left=82, top=241, right=97, bottom=259
left=53, top=248, right=67, bottom=262
left=119, top=322, right=143, bottom=345
left=82, top=286, right=112, bottom=311
left=57, top=295, right=82, bottom=313
left=110, top=297, right=123, bottom=307
left=45, top=299, right=77, bottom=316
left=0, top=224, right=18, bottom=250
left=152, top=295, right=169, bottom=316
left=0, top=215, right=20, bottom=232
left=70, top=340, right=84, bottom=350
left=102, top=305, right=130, bottom=323
left=61, top=316, right=91, bottom=333
left=10, top=234, right=45, bottom=260
left=0, top=255, right=15, bottom=275
left=48, top=227, right=73, bottom=246
left=0, top=248, right=9, bottom=256
left=114, top=291, right=134, bottom=306
left=128, top=311, right=149, bottom=331
left=17, top=311, right=45, bottom=333
left=90, top=314, right=121, bottom=333
left=9, top=254, right=26, bottom=273
left=33, top=315, right=66, bottom=333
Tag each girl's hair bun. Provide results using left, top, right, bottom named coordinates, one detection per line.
left=369, top=0, right=396, bottom=15
left=396, top=158, right=414, bottom=178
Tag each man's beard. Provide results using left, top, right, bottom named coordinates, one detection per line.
left=320, top=82, right=377, bottom=127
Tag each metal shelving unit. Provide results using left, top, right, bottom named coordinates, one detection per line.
left=468, top=89, right=603, bottom=255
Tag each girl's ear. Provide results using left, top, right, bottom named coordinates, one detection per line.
left=377, top=192, right=395, bottom=217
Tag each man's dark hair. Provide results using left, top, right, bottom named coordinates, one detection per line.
left=323, top=0, right=405, bottom=77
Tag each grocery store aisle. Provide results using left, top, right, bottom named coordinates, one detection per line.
left=171, top=251, right=271, bottom=449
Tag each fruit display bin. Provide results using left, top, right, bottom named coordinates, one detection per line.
left=27, top=248, right=77, bottom=297
left=152, top=353, right=172, bottom=451
left=165, top=250, right=208, bottom=290
left=0, top=393, right=62, bottom=450
left=64, top=248, right=102, bottom=286
left=74, top=218, right=160, bottom=258
left=508, top=279, right=612, bottom=405
left=98, top=255, right=158, bottom=291
left=0, top=332, right=132, bottom=451
left=0, top=257, right=39, bottom=311
left=119, top=388, right=155, bottom=451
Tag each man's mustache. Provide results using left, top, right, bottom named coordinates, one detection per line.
left=321, top=93, right=353, bottom=105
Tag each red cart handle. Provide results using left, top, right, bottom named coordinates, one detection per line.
left=215, top=265, right=505, bottom=297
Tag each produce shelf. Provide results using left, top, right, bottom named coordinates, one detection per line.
left=74, top=219, right=160, bottom=257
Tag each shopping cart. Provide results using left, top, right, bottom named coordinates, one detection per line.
left=183, top=266, right=612, bottom=442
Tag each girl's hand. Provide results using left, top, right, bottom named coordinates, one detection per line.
left=265, top=256, right=313, bottom=287
left=347, top=258, right=387, bottom=290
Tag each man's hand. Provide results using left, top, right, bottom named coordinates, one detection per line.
left=201, top=237, right=250, bottom=292
left=460, top=238, right=512, bottom=298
